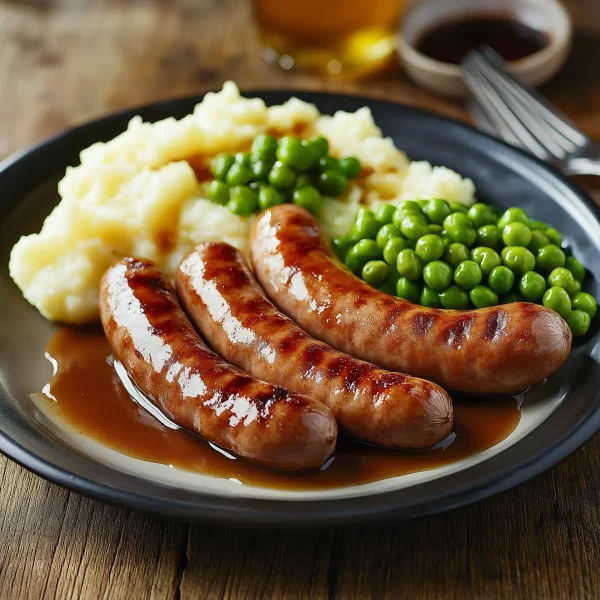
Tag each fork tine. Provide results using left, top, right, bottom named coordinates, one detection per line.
left=468, top=53, right=571, bottom=159
left=467, top=97, right=523, bottom=147
left=480, top=48, right=589, bottom=148
left=462, top=58, right=551, bottom=160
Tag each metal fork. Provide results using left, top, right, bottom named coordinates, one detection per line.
left=462, top=48, right=600, bottom=177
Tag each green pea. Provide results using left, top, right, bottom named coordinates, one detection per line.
left=276, top=137, right=317, bottom=171
left=251, top=157, right=273, bottom=181
left=307, top=136, right=329, bottom=159
left=572, top=280, right=582, bottom=296
left=400, top=214, right=429, bottom=242
left=415, top=234, right=445, bottom=262
left=396, top=277, right=421, bottom=303
left=292, top=186, right=323, bottom=215
left=428, top=224, right=444, bottom=235
left=572, top=292, right=597, bottom=318
left=375, top=204, right=396, bottom=225
left=448, top=201, right=469, bottom=213
left=488, top=266, right=515, bottom=295
left=376, top=223, right=402, bottom=248
left=502, top=222, right=532, bottom=247
left=423, top=199, right=452, bottom=225
left=566, top=256, right=585, bottom=282
left=439, top=285, right=471, bottom=309
left=252, top=134, right=278, bottom=158
left=353, top=208, right=381, bottom=240
left=502, top=291, right=524, bottom=304
left=420, top=285, right=441, bottom=308
left=467, top=202, right=497, bottom=228
left=501, top=246, right=536, bottom=275
left=567, top=310, right=591, bottom=337
left=536, top=244, right=566, bottom=272
left=547, top=267, right=577, bottom=296
left=529, top=230, right=551, bottom=254
left=498, top=207, right=529, bottom=229
left=266, top=161, right=294, bottom=189
left=443, top=212, right=476, bottom=246
left=397, top=200, right=423, bottom=214
left=317, top=170, right=347, bottom=196
left=396, top=248, right=423, bottom=281
left=339, top=157, right=361, bottom=178
left=519, top=271, right=547, bottom=302
left=227, top=185, right=258, bottom=216
left=345, top=239, right=382, bottom=274
left=248, top=181, right=264, bottom=192
left=529, top=219, right=548, bottom=231
left=294, top=174, right=312, bottom=190
left=415, top=200, right=427, bottom=210
left=226, top=162, right=254, bottom=186
left=362, top=260, right=390, bottom=288
left=544, top=227, right=562, bottom=246
left=542, top=286, right=571, bottom=318
left=317, top=156, right=341, bottom=172
left=444, top=243, right=470, bottom=268
left=476, top=224, right=502, bottom=250
left=257, top=186, right=285, bottom=211
left=211, top=154, right=235, bottom=180
left=332, top=234, right=359, bottom=260
left=392, top=206, right=424, bottom=228
left=470, top=285, right=499, bottom=308
left=235, top=152, right=252, bottom=167
left=471, top=247, right=501, bottom=276
left=453, top=260, right=482, bottom=290
left=383, top=237, right=410, bottom=265
left=207, top=180, right=230, bottom=206
left=423, top=261, right=453, bottom=292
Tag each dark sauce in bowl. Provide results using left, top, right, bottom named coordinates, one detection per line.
left=416, top=16, right=549, bottom=65
left=37, top=326, right=522, bottom=491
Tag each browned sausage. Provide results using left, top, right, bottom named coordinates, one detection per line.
left=249, top=205, right=572, bottom=395
left=99, top=257, right=337, bottom=471
left=177, top=243, right=453, bottom=449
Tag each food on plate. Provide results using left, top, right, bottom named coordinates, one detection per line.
left=176, top=242, right=453, bottom=449
left=206, top=134, right=363, bottom=216
left=99, top=256, right=337, bottom=470
left=333, top=201, right=596, bottom=336
left=250, top=204, right=572, bottom=394
left=9, top=82, right=475, bottom=324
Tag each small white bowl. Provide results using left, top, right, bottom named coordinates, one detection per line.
left=398, top=0, right=573, bottom=98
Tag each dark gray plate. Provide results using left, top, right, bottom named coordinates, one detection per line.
left=1, top=91, right=599, bottom=527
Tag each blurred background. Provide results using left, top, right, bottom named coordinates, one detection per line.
left=0, top=0, right=598, bottom=161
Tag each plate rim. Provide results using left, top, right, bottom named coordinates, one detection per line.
left=1, top=89, right=600, bottom=526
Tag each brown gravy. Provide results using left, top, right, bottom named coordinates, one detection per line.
left=41, top=326, right=521, bottom=490
left=416, top=16, right=549, bottom=65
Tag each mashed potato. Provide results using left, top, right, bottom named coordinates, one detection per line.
left=9, top=82, right=476, bottom=324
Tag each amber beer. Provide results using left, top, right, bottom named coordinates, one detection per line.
left=253, top=0, right=404, bottom=76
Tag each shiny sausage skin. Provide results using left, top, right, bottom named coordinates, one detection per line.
left=99, top=257, right=337, bottom=471
left=249, top=205, right=572, bottom=394
left=177, top=243, right=453, bottom=449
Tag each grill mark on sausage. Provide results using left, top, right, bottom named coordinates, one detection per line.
left=384, top=305, right=410, bottom=332
left=484, top=308, right=509, bottom=342
left=301, top=345, right=327, bottom=376
left=442, top=315, right=475, bottom=348
left=412, top=313, right=437, bottom=336
left=278, top=329, right=306, bottom=353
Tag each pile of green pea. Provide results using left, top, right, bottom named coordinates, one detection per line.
left=206, top=134, right=361, bottom=216
left=332, top=200, right=597, bottom=337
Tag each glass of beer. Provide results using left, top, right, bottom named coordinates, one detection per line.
left=253, top=0, right=404, bottom=77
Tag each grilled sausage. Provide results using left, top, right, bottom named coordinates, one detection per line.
left=99, top=257, right=337, bottom=471
left=249, top=205, right=572, bottom=394
left=177, top=243, right=453, bottom=449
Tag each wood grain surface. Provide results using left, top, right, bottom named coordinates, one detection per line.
left=1, top=1, right=599, bottom=598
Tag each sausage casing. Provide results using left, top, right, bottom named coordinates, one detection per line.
left=249, top=205, right=572, bottom=394
left=177, top=243, right=453, bottom=449
left=99, top=257, right=337, bottom=470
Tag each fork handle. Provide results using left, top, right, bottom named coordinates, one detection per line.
left=564, top=157, right=600, bottom=177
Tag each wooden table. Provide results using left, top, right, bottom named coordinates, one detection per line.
left=1, top=1, right=599, bottom=598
